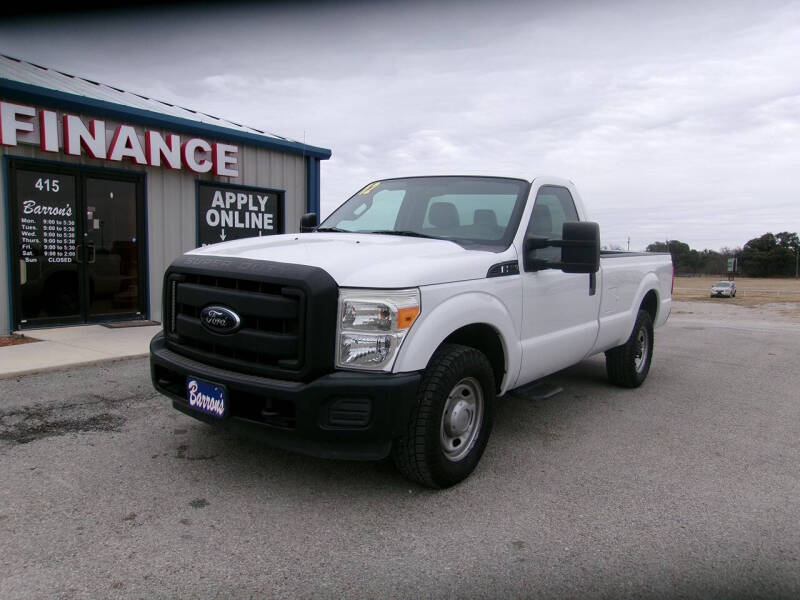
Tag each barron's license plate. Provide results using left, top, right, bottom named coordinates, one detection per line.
left=186, top=377, right=227, bottom=418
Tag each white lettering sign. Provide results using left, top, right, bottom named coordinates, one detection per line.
left=23, top=199, right=73, bottom=217
left=198, top=184, right=281, bottom=245
left=108, top=124, right=147, bottom=164
left=0, top=100, right=240, bottom=176
left=39, top=110, right=59, bottom=152
left=182, top=138, right=213, bottom=173
left=187, top=380, right=225, bottom=417
left=0, top=102, right=35, bottom=146
left=213, top=143, right=239, bottom=177
left=145, top=131, right=181, bottom=169
left=64, top=115, right=106, bottom=158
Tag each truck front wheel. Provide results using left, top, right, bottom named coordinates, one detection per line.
left=605, top=309, right=654, bottom=388
left=392, top=344, right=495, bottom=488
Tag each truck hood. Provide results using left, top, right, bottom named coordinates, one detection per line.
left=188, top=232, right=515, bottom=287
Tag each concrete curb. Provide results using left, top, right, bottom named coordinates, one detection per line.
left=0, top=324, right=161, bottom=380
left=0, top=352, right=149, bottom=380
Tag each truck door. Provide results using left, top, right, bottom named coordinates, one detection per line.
left=517, top=185, right=600, bottom=383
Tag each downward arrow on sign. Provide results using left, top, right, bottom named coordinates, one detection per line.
left=220, top=229, right=226, bottom=241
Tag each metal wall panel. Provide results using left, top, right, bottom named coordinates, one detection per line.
left=0, top=152, right=8, bottom=334
left=0, top=113, right=308, bottom=332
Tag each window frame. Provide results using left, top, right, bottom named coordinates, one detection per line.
left=524, top=184, right=581, bottom=266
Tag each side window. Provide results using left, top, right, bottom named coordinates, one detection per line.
left=526, top=185, right=579, bottom=262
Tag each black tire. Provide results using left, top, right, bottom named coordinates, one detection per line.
left=392, top=344, right=495, bottom=488
left=605, top=309, right=654, bottom=388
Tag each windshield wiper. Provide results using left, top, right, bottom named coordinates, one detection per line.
left=367, top=230, right=440, bottom=239
left=315, top=226, right=350, bottom=233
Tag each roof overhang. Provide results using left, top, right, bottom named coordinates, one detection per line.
left=0, top=77, right=332, bottom=160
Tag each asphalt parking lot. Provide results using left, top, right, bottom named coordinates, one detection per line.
left=1, top=302, right=799, bottom=599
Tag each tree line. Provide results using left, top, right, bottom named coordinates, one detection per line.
left=645, top=232, right=799, bottom=277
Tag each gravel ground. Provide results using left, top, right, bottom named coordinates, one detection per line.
left=1, top=301, right=798, bottom=599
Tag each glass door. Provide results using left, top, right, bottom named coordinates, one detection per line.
left=10, top=161, right=146, bottom=329
left=83, top=177, right=142, bottom=321
left=13, top=169, right=83, bottom=327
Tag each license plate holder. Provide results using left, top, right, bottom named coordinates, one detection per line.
left=186, top=376, right=227, bottom=419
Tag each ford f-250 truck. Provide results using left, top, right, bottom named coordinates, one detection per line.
left=150, top=176, right=672, bottom=488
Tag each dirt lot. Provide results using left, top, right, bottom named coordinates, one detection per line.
left=673, top=276, right=800, bottom=319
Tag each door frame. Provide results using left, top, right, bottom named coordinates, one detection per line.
left=6, top=157, right=148, bottom=329
left=515, top=180, right=601, bottom=384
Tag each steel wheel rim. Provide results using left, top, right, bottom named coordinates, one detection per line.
left=634, top=326, right=649, bottom=373
left=440, top=376, right=483, bottom=462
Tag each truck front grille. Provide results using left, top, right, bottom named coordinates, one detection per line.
left=166, top=273, right=304, bottom=374
left=162, top=255, right=338, bottom=382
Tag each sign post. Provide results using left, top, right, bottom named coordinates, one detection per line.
left=727, top=257, right=737, bottom=280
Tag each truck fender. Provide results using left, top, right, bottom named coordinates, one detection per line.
left=592, top=272, right=666, bottom=356
left=629, top=272, right=661, bottom=329
left=393, top=291, right=520, bottom=393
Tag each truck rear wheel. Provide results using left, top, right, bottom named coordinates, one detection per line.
left=392, top=344, right=495, bottom=488
left=605, top=309, right=654, bottom=388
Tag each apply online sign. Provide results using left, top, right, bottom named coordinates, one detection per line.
left=197, top=183, right=283, bottom=246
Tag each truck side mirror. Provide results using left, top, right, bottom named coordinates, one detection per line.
left=300, top=212, right=317, bottom=233
left=523, top=221, right=600, bottom=274
left=522, top=236, right=551, bottom=271
left=560, top=221, right=600, bottom=274
left=524, top=236, right=550, bottom=251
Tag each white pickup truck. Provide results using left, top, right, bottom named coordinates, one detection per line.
left=150, top=176, right=672, bottom=488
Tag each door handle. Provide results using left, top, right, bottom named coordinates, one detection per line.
left=74, top=244, right=83, bottom=263
left=87, top=242, right=96, bottom=264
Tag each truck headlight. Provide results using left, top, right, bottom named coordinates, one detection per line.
left=336, top=288, right=420, bottom=370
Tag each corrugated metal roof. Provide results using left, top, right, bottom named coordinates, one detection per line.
left=0, top=54, right=331, bottom=158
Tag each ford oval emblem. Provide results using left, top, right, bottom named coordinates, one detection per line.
left=200, top=305, right=241, bottom=334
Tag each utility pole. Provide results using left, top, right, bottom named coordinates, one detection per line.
left=627, top=236, right=630, bottom=251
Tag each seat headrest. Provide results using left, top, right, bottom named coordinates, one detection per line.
left=530, top=203, right=553, bottom=236
left=473, top=209, right=497, bottom=227
left=429, top=202, right=459, bottom=228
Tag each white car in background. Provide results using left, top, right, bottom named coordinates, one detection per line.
left=711, top=280, right=736, bottom=297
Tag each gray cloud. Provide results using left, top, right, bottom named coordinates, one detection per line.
left=1, top=0, right=798, bottom=250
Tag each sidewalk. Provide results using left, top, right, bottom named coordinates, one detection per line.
left=0, top=324, right=161, bottom=379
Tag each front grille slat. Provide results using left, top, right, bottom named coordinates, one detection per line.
left=176, top=283, right=298, bottom=319
left=175, top=314, right=297, bottom=357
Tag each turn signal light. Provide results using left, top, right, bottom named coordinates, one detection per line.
left=397, top=306, right=420, bottom=330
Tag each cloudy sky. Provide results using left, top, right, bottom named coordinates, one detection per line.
left=1, top=0, right=798, bottom=251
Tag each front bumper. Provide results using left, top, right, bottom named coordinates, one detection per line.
left=150, top=332, right=421, bottom=460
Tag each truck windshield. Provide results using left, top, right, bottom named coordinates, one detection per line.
left=319, top=176, right=531, bottom=249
